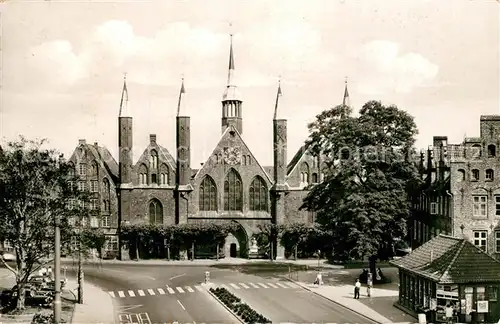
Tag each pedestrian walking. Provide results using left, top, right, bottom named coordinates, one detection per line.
left=445, top=303, right=454, bottom=324
left=47, top=266, right=53, bottom=280
left=354, top=278, right=361, bottom=299
left=313, top=272, right=323, bottom=285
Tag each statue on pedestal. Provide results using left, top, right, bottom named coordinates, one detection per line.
left=249, top=237, right=259, bottom=257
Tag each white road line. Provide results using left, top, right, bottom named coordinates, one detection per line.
left=147, top=289, right=155, bottom=295
left=276, top=282, right=289, bottom=288
left=239, top=283, right=250, bottom=289
left=167, top=287, right=175, bottom=294
left=284, top=282, right=298, bottom=288
left=108, top=291, right=115, bottom=298
left=177, top=299, right=186, bottom=311
left=267, top=283, right=279, bottom=288
left=249, top=282, right=260, bottom=288
left=257, top=282, right=269, bottom=288
left=157, top=288, right=165, bottom=295
left=170, top=273, right=186, bottom=280
left=138, top=290, right=146, bottom=296
left=194, top=285, right=203, bottom=292
left=118, top=291, right=126, bottom=298
left=128, top=290, right=136, bottom=297
left=229, top=283, right=240, bottom=289
left=186, top=286, right=194, bottom=292
left=176, top=287, right=185, bottom=293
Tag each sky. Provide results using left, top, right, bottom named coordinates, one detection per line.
left=1, top=0, right=499, bottom=167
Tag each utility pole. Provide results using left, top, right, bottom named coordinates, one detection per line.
left=54, top=213, right=61, bottom=324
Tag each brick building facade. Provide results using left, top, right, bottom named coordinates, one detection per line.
left=410, top=115, right=500, bottom=258
left=67, top=35, right=338, bottom=259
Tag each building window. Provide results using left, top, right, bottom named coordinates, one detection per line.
left=90, top=180, right=98, bottom=192
left=102, top=216, right=110, bottom=228
left=486, top=169, right=494, bottom=181
left=430, top=202, right=438, bottom=215
left=471, top=169, right=480, bottom=181
left=139, top=173, right=147, bottom=185
left=496, top=231, right=500, bottom=253
left=489, top=286, right=498, bottom=301
left=249, top=176, right=267, bottom=211
left=150, top=150, right=158, bottom=169
left=105, top=236, right=118, bottom=251
left=90, top=199, right=98, bottom=210
left=161, top=173, right=167, bottom=185
left=90, top=216, right=99, bottom=228
left=300, top=162, right=310, bottom=187
left=149, top=199, right=163, bottom=224
left=457, top=169, right=466, bottom=182
left=488, top=144, right=496, bottom=158
left=103, top=199, right=110, bottom=212
left=473, top=230, right=487, bottom=251
left=308, top=210, right=316, bottom=223
left=199, top=176, right=217, bottom=211
left=79, top=164, right=86, bottom=176
left=151, top=173, right=157, bottom=184
left=311, top=173, right=318, bottom=183
left=224, top=169, right=243, bottom=211
left=473, top=196, right=487, bottom=217
left=496, top=196, right=500, bottom=216
left=320, top=172, right=325, bottom=182
left=471, top=144, right=482, bottom=159
left=77, top=181, right=86, bottom=191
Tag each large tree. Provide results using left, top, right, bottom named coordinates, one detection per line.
left=302, top=101, right=422, bottom=269
left=0, top=137, right=89, bottom=310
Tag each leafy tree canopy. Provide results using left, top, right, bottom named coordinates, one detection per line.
left=302, top=101, right=422, bottom=261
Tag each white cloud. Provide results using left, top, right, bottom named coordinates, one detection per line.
left=356, top=40, right=439, bottom=95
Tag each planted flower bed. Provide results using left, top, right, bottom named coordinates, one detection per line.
left=209, top=287, right=271, bottom=324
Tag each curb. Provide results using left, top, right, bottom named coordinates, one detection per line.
left=204, top=284, right=244, bottom=324
left=281, top=276, right=383, bottom=324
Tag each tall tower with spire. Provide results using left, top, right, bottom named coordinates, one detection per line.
left=342, top=77, right=350, bottom=107
left=175, top=78, right=192, bottom=224
left=271, top=80, right=288, bottom=259
left=221, top=32, right=243, bottom=134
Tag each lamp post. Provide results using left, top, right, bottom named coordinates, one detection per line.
left=53, top=213, right=61, bottom=324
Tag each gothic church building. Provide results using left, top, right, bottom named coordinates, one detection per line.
left=68, top=35, right=348, bottom=259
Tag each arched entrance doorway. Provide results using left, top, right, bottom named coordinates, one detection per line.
left=225, top=221, right=248, bottom=258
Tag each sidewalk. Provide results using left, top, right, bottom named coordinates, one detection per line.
left=68, top=279, right=115, bottom=324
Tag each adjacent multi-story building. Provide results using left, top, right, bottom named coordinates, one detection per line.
left=67, top=34, right=348, bottom=259
left=410, top=115, right=500, bottom=258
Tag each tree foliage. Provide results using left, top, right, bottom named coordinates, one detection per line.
left=0, top=137, right=91, bottom=310
left=302, top=101, right=422, bottom=262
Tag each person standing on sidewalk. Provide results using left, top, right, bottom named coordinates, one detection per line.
left=354, top=279, right=361, bottom=299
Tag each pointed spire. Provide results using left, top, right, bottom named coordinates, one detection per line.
left=177, top=77, right=188, bottom=117
left=227, top=29, right=235, bottom=86
left=274, top=78, right=283, bottom=120
left=342, top=77, right=350, bottom=107
left=119, top=73, right=131, bottom=117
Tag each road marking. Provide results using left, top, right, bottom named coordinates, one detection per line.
left=267, top=283, right=279, bottom=288
left=276, top=282, right=289, bottom=288
left=249, top=282, right=260, bottom=288
left=176, top=287, right=185, bottom=293
left=177, top=299, right=186, bottom=311
left=239, top=283, right=250, bottom=289
left=118, top=291, right=126, bottom=297
left=257, top=283, right=269, bottom=288
left=128, top=290, right=136, bottom=297
left=186, top=286, right=194, bottom=292
left=169, top=273, right=186, bottom=280
left=108, top=291, right=115, bottom=298
left=116, top=304, right=143, bottom=312
left=147, top=289, right=155, bottom=295
left=157, top=288, right=165, bottom=295
left=284, top=282, right=298, bottom=288
left=138, top=290, right=146, bottom=296
left=139, top=312, right=152, bottom=324
left=194, top=285, right=203, bottom=291
left=229, top=283, right=240, bottom=289
left=167, top=287, right=175, bottom=294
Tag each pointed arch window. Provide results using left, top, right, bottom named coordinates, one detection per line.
left=299, top=162, right=310, bottom=187
left=150, top=150, right=158, bottom=169
left=224, top=169, right=243, bottom=211
left=199, top=176, right=217, bottom=211
left=249, top=176, right=267, bottom=211
left=149, top=199, right=163, bottom=224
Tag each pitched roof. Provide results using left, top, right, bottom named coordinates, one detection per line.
left=287, top=144, right=307, bottom=175
left=85, top=144, right=119, bottom=184
left=391, top=234, right=500, bottom=283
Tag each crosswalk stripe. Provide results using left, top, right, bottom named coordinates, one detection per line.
left=118, top=291, right=125, bottom=298
left=186, top=286, right=194, bottom=292
left=128, top=290, right=136, bottom=297
left=276, top=282, right=289, bottom=288
left=108, top=291, right=115, bottom=298
left=195, top=285, right=203, bottom=292
left=176, top=287, right=185, bottom=293
left=267, top=283, right=279, bottom=288
left=257, top=282, right=269, bottom=288
left=157, top=288, right=165, bottom=295
left=147, top=289, right=155, bottom=295
left=249, top=282, right=260, bottom=288
left=229, top=283, right=240, bottom=289
left=284, top=282, right=298, bottom=288
left=167, top=287, right=175, bottom=294
left=239, top=283, right=250, bottom=289
left=138, top=290, right=146, bottom=296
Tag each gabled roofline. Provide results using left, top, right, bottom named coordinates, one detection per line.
left=287, top=144, right=309, bottom=177
left=134, top=143, right=176, bottom=172
left=193, top=126, right=230, bottom=180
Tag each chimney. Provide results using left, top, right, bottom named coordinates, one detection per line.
left=430, top=250, right=434, bottom=262
left=94, top=142, right=98, bottom=147
left=78, top=139, right=86, bottom=145
left=150, top=134, right=156, bottom=143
